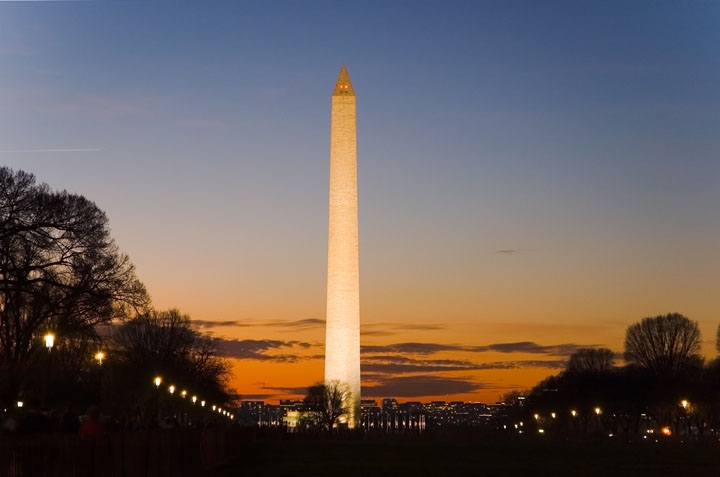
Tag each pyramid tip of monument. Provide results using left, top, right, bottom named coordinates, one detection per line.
left=333, top=65, right=354, bottom=96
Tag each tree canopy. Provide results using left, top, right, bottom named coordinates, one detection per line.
left=624, top=313, right=702, bottom=376
left=303, top=380, right=349, bottom=431
left=0, top=167, right=148, bottom=403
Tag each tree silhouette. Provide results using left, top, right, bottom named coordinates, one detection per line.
left=566, top=347, right=615, bottom=374
left=624, top=313, right=701, bottom=376
left=107, top=309, right=232, bottom=408
left=0, top=167, right=148, bottom=405
left=304, top=380, right=349, bottom=431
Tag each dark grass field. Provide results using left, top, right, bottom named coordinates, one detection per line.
left=205, top=438, right=720, bottom=476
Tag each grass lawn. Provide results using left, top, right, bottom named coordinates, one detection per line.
left=205, top=438, right=720, bottom=476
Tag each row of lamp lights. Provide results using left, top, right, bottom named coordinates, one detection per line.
left=18, top=333, right=231, bottom=421
left=44, top=333, right=105, bottom=364
left=533, top=407, right=602, bottom=422
left=153, top=376, right=234, bottom=421
left=532, top=400, right=689, bottom=422
left=528, top=401, right=690, bottom=436
left=16, top=333, right=105, bottom=409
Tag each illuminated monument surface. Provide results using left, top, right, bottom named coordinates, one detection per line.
left=324, top=65, right=360, bottom=427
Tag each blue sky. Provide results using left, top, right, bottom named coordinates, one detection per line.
left=1, top=0, right=719, bottom=399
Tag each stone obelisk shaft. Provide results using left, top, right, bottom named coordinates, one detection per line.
left=324, top=65, right=360, bottom=428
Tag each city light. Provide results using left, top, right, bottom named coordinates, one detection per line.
left=571, top=410, right=577, bottom=417
left=533, top=413, right=539, bottom=420
left=681, top=400, right=689, bottom=409
left=192, top=395, right=197, bottom=403
left=44, top=333, right=55, bottom=349
left=661, top=427, right=672, bottom=436
left=181, top=390, right=187, bottom=398
left=169, top=385, right=175, bottom=394
left=212, top=405, right=216, bottom=411
left=95, top=351, right=105, bottom=364
left=154, top=376, right=162, bottom=387
left=538, top=429, right=544, bottom=434
left=16, top=401, right=23, bottom=408
left=551, top=412, right=556, bottom=419
left=201, top=400, right=206, bottom=407
left=594, top=407, right=602, bottom=415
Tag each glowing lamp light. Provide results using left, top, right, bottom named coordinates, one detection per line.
left=212, top=405, right=216, bottom=411
left=201, top=401, right=206, bottom=407
left=95, top=351, right=105, bottom=364
left=16, top=401, right=23, bottom=408
left=169, top=385, right=175, bottom=395
left=661, top=427, right=672, bottom=436
left=594, top=407, right=602, bottom=415
left=181, top=390, right=187, bottom=398
left=571, top=410, right=577, bottom=417
left=192, top=395, right=197, bottom=404
left=538, top=429, right=544, bottom=434
left=533, top=413, right=539, bottom=420
left=44, top=333, right=55, bottom=349
left=551, top=412, right=556, bottom=419
left=681, top=400, right=689, bottom=409
left=154, top=377, right=162, bottom=387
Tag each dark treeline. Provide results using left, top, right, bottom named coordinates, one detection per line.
left=0, top=167, right=234, bottom=431
left=504, top=313, right=720, bottom=439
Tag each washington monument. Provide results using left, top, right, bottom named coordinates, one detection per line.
left=324, top=65, right=360, bottom=427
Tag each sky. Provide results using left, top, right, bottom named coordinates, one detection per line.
left=1, top=0, right=719, bottom=403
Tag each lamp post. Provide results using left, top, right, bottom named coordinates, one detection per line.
left=42, top=332, right=55, bottom=409
left=95, top=351, right=105, bottom=365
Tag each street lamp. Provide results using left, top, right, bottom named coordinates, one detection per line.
left=95, top=351, right=105, bottom=365
left=169, top=385, right=175, bottom=395
left=192, top=396, right=197, bottom=404
left=154, top=376, right=162, bottom=387
left=212, top=405, right=216, bottom=411
left=44, top=333, right=55, bottom=350
left=681, top=400, right=689, bottom=409
left=594, top=407, right=602, bottom=415
left=181, top=390, right=187, bottom=398
left=571, top=410, right=577, bottom=417
left=551, top=412, right=556, bottom=419
left=16, top=401, right=23, bottom=408
left=201, top=400, right=206, bottom=407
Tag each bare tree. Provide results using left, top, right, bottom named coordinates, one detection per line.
left=566, top=347, right=615, bottom=374
left=624, top=313, right=701, bottom=375
left=304, top=380, right=350, bottom=431
left=0, top=167, right=148, bottom=403
left=109, top=309, right=231, bottom=405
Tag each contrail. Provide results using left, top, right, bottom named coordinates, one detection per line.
left=0, top=148, right=103, bottom=153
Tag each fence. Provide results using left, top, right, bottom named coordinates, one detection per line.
left=0, top=427, right=254, bottom=477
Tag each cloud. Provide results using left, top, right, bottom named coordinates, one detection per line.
left=363, top=375, right=485, bottom=397
left=260, top=385, right=310, bottom=395
left=361, top=341, right=591, bottom=357
left=361, top=354, right=566, bottom=374
left=494, top=249, right=535, bottom=255
left=238, top=394, right=276, bottom=400
left=192, top=318, right=325, bottom=331
left=0, top=148, right=103, bottom=153
left=216, top=338, right=315, bottom=362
